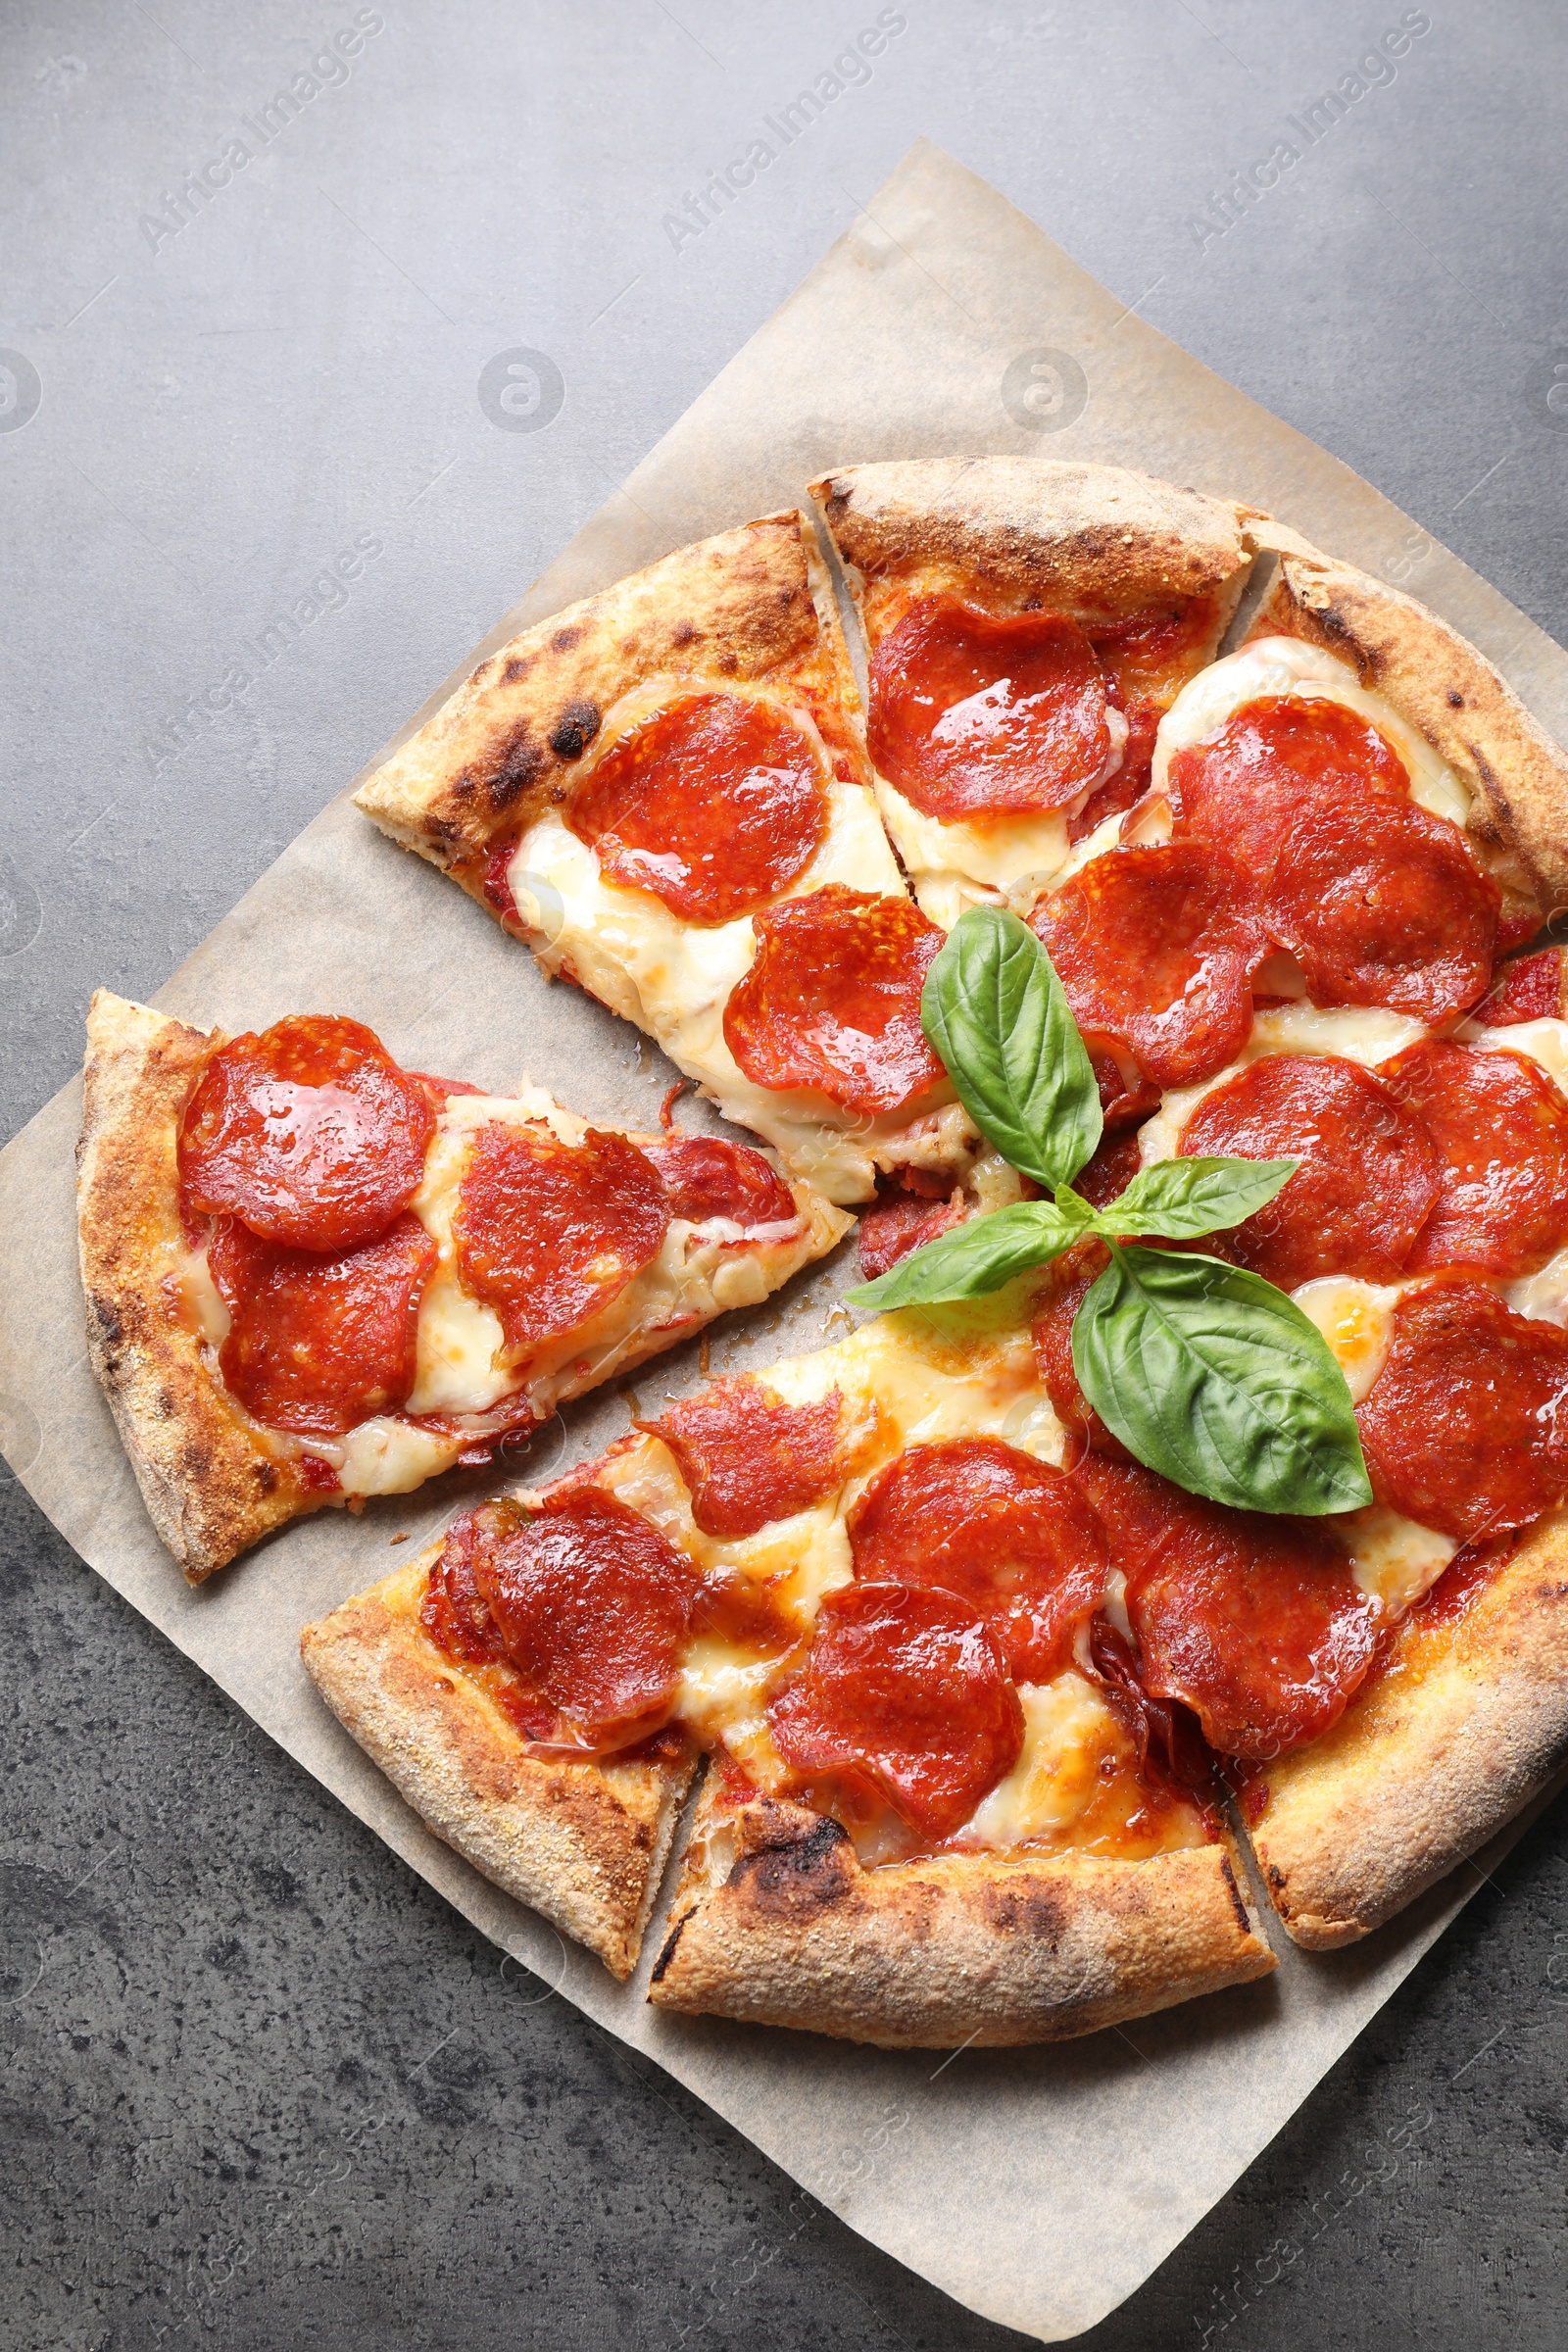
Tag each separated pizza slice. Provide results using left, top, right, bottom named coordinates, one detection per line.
left=809, top=458, right=1254, bottom=928
left=78, top=991, right=847, bottom=1581
left=353, top=511, right=990, bottom=1209
left=303, top=1285, right=1276, bottom=2041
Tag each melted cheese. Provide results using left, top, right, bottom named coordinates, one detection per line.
left=875, top=711, right=1129, bottom=931
left=1291, top=1277, right=1399, bottom=1403
left=1139, top=1004, right=1429, bottom=1164
left=1506, top=1244, right=1568, bottom=1325
left=960, top=1674, right=1125, bottom=1847
left=338, top=1416, right=461, bottom=1497
left=1335, top=1505, right=1457, bottom=1615
left=1152, top=634, right=1472, bottom=828
left=1461, top=1017, right=1568, bottom=1097
left=509, top=680, right=918, bottom=1203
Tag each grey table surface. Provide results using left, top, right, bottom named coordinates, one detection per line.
left=4, top=3, right=1568, bottom=2346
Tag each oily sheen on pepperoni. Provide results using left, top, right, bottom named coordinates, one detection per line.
left=769, top=1583, right=1024, bottom=1840
left=1031, top=1239, right=1130, bottom=1463
left=180, top=1015, right=435, bottom=1251
left=465, top=1489, right=699, bottom=1749
left=847, top=1438, right=1108, bottom=1683
left=565, top=693, right=827, bottom=925
left=1356, top=1279, right=1568, bottom=1541
left=209, top=1211, right=435, bottom=1437
left=1076, top=1457, right=1380, bottom=1758
left=1267, top=793, right=1497, bottom=1021
left=857, top=1182, right=964, bottom=1280
left=645, top=1375, right=846, bottom=1538
left=1167, top=697, right=1410, bottom=890
left=639, top=1135, right=797, bottom=1230
left=1482, top=947, right=1563, bottom=1025
left=1031, top=844, right=1261, bottom=1088
left=867, top=598, right=1112, bottom=821
left=723, top=885, right=946, bottom=1116
left=1382, top=1039, right=1568, bottom=1278
left=1177, top=1054, right=1440, bottom=1289
left=453, top=1121, right=669, bottom=1359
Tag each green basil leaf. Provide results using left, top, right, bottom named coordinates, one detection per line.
left=1095, top=1155, right=1298, bottom=1241
left=1071, top=1244, right=1372, bottom=1515
left=920, top=906, right=1102, bottom=1191
left=846, top=1200, right=1084, bottom=1311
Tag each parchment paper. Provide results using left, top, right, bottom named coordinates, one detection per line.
left=4, top=143, right=1567, bottom=2342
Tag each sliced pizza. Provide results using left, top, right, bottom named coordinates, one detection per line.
left=354, top=512, right=986, bottom=1208
left=303, top=1290, right=1277, bottom=2038
left=78, top=991, right=847, bottom=1581
left=809, top=457, right=1255, bottom=928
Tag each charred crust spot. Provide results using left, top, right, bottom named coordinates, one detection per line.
left=671, top=620, right=699, bottom=649
left=548, top=783, right=568, bottom=806
left=502, top=656, right=529, bottom=685
left=1266, top=1865, right=1287, bottom=1891
left=552, top=625, right=582, bottom=654
left=89, top=1294, right=124, bottom=1351
left=425, top=817, right=460, bottom=846
left=717, top=651, right=739, bottom=676
left=1447, top=689, right=1465, bottom=709
left=1218, top=1855, right=1251, bottom=1936
left=548, top=698, right=601, bottom=760
left=730, top=1814, right=854, bottom=1914
left=486, top=726, right=547, bottom=815
left=649, top=1904, right=694, bottom=1984
left=981, top=1882, right=1067, bottom=1943
left=256, top=1461, right=279, bottom=1495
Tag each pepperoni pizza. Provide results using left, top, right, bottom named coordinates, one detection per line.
left=86, top=457, right=1568, bottom=2046
left=77, top=992, right=847, bottom=1579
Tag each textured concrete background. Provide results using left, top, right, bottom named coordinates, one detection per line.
left=4, top=3, right=1568, bottom=2345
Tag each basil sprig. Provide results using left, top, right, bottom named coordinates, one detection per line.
left=847, top=907, right=1372, bottom=1518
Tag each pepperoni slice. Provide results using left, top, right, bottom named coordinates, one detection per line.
left=1031, top=844, right=1262, bottom=1088
left=1266, top=794, right=1497, bottom=1021
left=1356, top=1278, right=1568, bottom=1540
left=1088, top=1048, right=1161, bottom=1138
left=867, top=598, right=1112, bottom=821
left=453, top=1121, right=669, bottom=1360
left=722, top=886, right=946, bottom=1116
left=1480, top=947, right=1562, bottom=1025
left=644, top=1375, right=846, bottom=1537
left=1381, top=1039, right=1568, bottom=1278
left=847, top=1438, right=1108, bottom=1683
left=857, top=1182, right=964, bottom=1280
left=420, top=1503, right=512, bottom=1667
left=1176, top=1054, right=1440, bottom=1288
left=639, top=1135, right=798, bottom=1230
left=180, top=1015, right=435, bottom=1252
left=1031, top=1238, right=1131, bottom=1463
left=209, top=1211, right=435, bottom=1437
left=1069, top=597, right=1216, bottom=844
left=1087, top=1617, right=1218, bottom=1814
left=459, top=1488, right=698, bottom=1748
left=1067, top=702, right=1156, bottom=844
left=1076, top=1456, right=1380, bottom=1758
left=1167, top=696, right=1410, bottom=891
left=769, top=1583, right=1024, bottom=1839
left=565, top=693, right=827, bottom=925
left=1073, top=1127, right=1146, bottom=1211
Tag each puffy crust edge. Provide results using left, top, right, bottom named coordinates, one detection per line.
left=1249, top=1518, right=1568, bottom=1950
left=354, top=511, right=840, bottom=885
left=1244, top=537, right=1568, bottom=908
left=300, top=1545, right=698, bottom=1979
left=647, top=1792, right=1275, bottom=2049
left=808, top=457, right=1253, bottom=615
left=76, top=991, right=318, bottom=1583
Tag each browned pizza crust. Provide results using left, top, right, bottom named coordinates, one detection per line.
left=1245, top=542, right=1568, bottom=911
left=808, top=457, right=1252, bottom=627
left=647, top=1789, right=1275, bottom=2048
left=1247, top=1521, right=1568, bottom=1949
left=354, top=510, right=866, bottom=915
left=301, top=1547, right=698, bottom=1978
left=77, top=991, right=321, bottom=1582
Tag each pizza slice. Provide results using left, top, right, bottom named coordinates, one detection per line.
left=809, top=458, right=1255, bottom=929
left=354, top=512, right=988, bottom=1210
left=303, top=1287, right=1276, bottom=2036
left=78, top=991, right=847, bottom=1581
